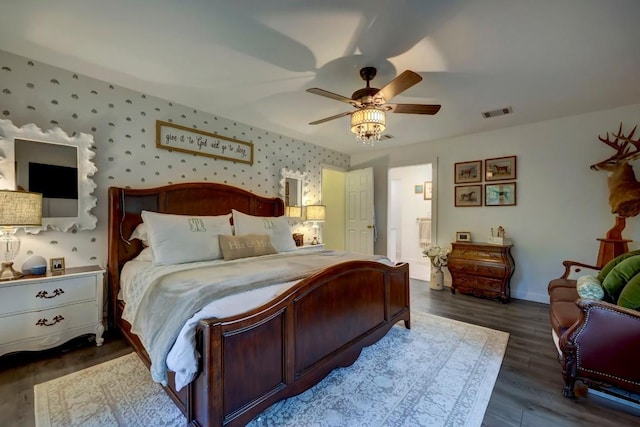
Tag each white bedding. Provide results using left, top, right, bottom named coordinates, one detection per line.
left=120, top=247, right=394, bottom=390
left=121, top=258, right=300, bottom=390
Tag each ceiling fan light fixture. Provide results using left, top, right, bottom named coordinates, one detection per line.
left=350, top=108, right=386, bottom=146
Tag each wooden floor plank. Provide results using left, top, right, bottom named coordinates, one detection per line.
left=1, top=279, right=638, bottom=426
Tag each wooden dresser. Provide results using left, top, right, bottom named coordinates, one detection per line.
left=448, top=242, right=515, bottom=303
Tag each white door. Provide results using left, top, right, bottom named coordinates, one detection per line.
left=346, top=167, right=374, bottom=254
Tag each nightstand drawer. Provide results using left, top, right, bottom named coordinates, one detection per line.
left=0, top=275, right=97, bottom=315
left=0, top=301, right=97, bottom=344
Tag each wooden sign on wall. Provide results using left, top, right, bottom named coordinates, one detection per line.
left=156, top=120, right=253, bottom=165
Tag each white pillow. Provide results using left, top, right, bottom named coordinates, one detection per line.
left=132, top=247, right=154, bottom=262
left=129, top=223, right=149, bottom=246
left=232, top=209, right=297, bottom=252
left=141, top=210, right=232, bottom=265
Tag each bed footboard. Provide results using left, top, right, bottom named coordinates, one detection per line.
left=189, top=260, right=410, bottom=427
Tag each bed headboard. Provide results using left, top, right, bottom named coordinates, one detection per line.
left=107, top=182, right=284, bottom=325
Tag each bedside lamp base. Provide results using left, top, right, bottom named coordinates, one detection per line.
left=0, top=262, right=23, bottom=281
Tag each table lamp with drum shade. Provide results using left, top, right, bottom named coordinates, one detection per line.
left=285, top=205, right=302, bottom=219
left=0, top=190, right=42, bottom=280
left=305, top=205, right=326, bottom=245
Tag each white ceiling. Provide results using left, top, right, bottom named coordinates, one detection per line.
left=1, top=0, right=640, bottom=155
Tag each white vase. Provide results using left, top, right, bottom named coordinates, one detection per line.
left=430, top=265, right=444, bottom=290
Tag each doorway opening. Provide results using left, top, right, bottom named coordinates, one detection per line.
left=321, top=166, right=346, bottom=250
left=387, top=163, right=434, bottom=281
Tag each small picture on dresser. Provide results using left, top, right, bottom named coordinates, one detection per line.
left=50, top=257, right=65, bottom=273
left=456, top=231, right=472, bottom=242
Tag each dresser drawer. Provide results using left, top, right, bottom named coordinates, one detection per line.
left=448, top=260, right=506, bottom=279
left=0, top=275, right=97, bottom=316
left=453, top=273, right=503, bottom=293
left=0, top=301, right=97, bottom=344
left=450, top=247, right=504, bottom=262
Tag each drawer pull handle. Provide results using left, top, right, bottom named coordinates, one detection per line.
left=36, top=315, right=64, bottom=327
left=36, top=288, right=65, bottom=299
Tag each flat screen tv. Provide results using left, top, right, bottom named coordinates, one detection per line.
left=28, top=162, right=78, bottom=199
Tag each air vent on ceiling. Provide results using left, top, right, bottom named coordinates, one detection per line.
left=482, top=107, right=513, bottom=118
left=381, top=134, right=394, bottom=140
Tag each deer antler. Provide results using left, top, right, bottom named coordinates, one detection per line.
left=591, top=123, right=640, bottom=217
left=616, top=126, right=640, bottom=158
left=591, top=123, right=640, bottom=170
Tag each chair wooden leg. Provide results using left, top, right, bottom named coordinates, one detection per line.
left=563, top=380, right=577, bottom=398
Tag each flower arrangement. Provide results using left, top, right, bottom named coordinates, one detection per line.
left=423, top=244, right=451, bottom=268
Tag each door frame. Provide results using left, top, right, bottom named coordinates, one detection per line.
left=387, top=158, right=439, bottom=246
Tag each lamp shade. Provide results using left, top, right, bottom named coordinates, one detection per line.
left=350, top=108, right=386, bottom=145
left=305, top=205, right=326, bottom=222
left=285, top=205, right=302, bottom=218
left=0, top=190, right=43, bottom=226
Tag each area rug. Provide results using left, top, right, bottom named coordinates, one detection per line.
left=34, top=311, right=509, bottom=427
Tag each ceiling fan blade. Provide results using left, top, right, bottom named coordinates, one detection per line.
left=388, top=104, right=441, bottom=115
left=309, top=111, right=353, bottom=125
left=376, top=70, right=422, bottom=102
left=306, top=88, right=355, bottom=104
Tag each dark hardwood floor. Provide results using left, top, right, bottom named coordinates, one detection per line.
left=1, top=279, right=638, bottom=426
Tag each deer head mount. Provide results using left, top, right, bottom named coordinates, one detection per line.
left=590, top=123, right=640, bottom=217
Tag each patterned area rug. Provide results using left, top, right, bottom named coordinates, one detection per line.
left=34, top=311, right=509, bottom=427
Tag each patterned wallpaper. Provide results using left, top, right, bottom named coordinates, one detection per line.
left=0, top=49, right=349, bottom=269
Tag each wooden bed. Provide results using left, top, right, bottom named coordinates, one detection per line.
left=107, top=182, right=410, bottom=427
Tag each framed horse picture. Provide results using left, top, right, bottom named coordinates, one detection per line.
left=455, top=185, right=483, bottom=207
left=485, top=182, right=517, bottom=206
left=454, top=160, right=482, bottom=184
left=485, top=156, right=516, bottom=181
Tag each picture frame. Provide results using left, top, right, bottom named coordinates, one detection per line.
left=423, top=181, right=432, bottom=200
left=485, top=156, right=517, bottom=181
left=454, top=185, right=483, bottom=207
left=456, top=231, right=472, bottom=242
left=454, top=160, right=482, bottom=184
left=414, top=184, right=424, bottom=194
left=485, top=182, right=517, bottom=206
left=50, top=257, right=65, bottom=272
left=156, top=120, right=254, bottom=165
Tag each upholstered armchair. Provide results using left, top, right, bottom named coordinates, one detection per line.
left=548, top=259, right=640, bottom=398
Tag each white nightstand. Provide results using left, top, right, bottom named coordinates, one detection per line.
left=0, top=265, right=105, bottom=357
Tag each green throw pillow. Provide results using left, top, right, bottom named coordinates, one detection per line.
left=597, top=250, right=640, bottom=282
left=601, top=255, right=640, bottom=302
left=576, top=275, right=605, bottom=300
left=618, top=273, right=640, bottom=310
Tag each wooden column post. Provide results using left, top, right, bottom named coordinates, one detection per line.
left=596, top=216, right=632, bottom=267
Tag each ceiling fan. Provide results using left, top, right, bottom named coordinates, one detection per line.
left=306, top=66, right=441, bottom=144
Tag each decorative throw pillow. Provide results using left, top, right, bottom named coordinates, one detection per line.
left=576, top=274, right=599, bottom=288
left=617, top=273, right=640, bottom=310
left=231, top=209, right=297, bottom=252
left=219, top=234, right=278, bottom=260
left=601, top=255, right=640, bottom=302
left=597, top=250, right=640, bottom=282
left=141, top=210, right=232, bottom=265
left=576, top=275, right=604, bottom=300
